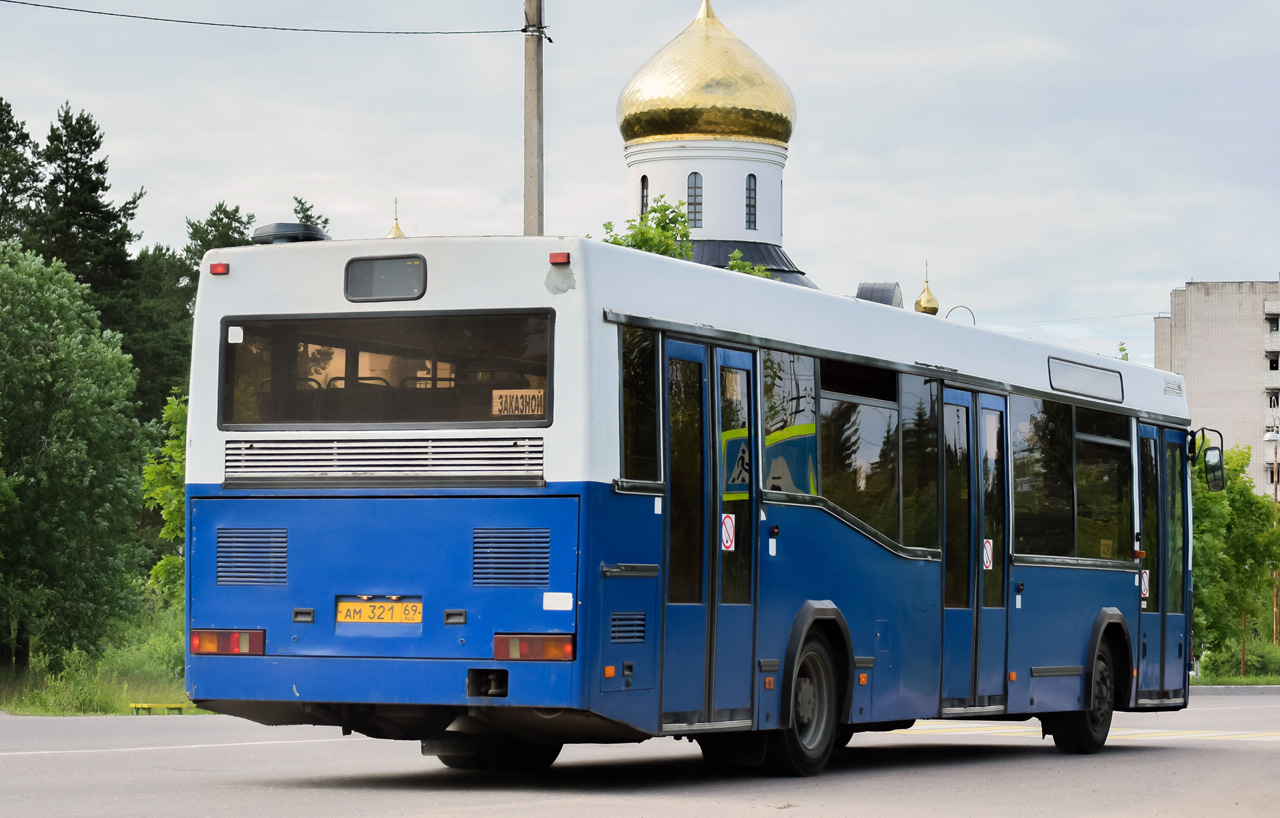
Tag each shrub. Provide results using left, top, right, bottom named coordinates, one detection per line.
left=1201, top=638, right=1280, bottom=677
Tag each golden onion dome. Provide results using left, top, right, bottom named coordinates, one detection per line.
left=914, top=266, right=939, bottom=315
left=617, top=0, right=797, bottom=147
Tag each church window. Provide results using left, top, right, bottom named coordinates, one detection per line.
left=640, top=175, right=649, bottom=215
left=746, top=174, right=757, bottom=230
left=687, top=172, right=703, bottom=228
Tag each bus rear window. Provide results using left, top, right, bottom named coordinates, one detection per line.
left=220, top=312, right=551, bottom=426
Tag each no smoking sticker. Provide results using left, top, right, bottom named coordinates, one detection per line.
left=983, top=539, right=994, bottom=571
left=1141, top=570, right=1150, bottom=598
left=721, top=513, right=736, bottom=552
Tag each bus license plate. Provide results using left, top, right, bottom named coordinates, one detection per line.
left=336, top=599, right=423, bottom=624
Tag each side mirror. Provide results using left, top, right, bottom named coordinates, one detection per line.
left=1203, top=446, right=1225, bottom=492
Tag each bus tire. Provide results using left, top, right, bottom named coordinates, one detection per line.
left=1046, top=642, right=1115, bottom=754
left=766, top=630, right=838, bottom=776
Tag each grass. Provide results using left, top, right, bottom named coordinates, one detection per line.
left=1193, top=674, right=1280, bottom=686
left=0, top=598, right=206, bottom=716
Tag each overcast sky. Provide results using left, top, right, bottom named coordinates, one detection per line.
left=2, top=0, right=1278, bottom=364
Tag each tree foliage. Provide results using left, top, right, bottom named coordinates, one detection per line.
left=0, top=96, right=41, bottom=241
left=1192, top=446, right=1280, bottom=655
left=727, top=248, right=772, bottom=279
left=182, top=201, right=254, bottom=307
left=0, top=242, right=145, bottom=669
left=124, top=246, right=194, bottom=418
left=292, top=196, right=330, bottom=233
left=142, top=392, right=188, bottom=545
left=23, top=103, right=142, bottom=294
left=600, top=195, right=692, bottom=260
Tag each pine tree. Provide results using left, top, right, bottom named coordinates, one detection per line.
left=125, top=245, right=195, bottom=418
left=292, top=196, right=330, bottom=233
left=0, top=97, right=41, bottom=242
left=25, top=103, right=142, bottom=294
left=181, top=201, right=254, bottom=308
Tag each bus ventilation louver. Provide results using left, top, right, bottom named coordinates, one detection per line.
left=223, top=438, right=544, bottom=482
left=215, top=528, right=288, bottom=586
left=610, top=611, right=646, bottom=644
left=472, top=528, right=551, bottom=588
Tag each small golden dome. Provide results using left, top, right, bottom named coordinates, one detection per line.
left=914, top=266, right=939, bottom=315
left=386, top=199, right=406, bottom=238
left=617, top=0, right=796, bottom=146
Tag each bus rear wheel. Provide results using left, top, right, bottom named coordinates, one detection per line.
left=1045, top=642, right=1115, bottom=755
left=766, top=630, right=838, bottom=776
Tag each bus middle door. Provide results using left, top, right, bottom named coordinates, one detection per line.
left=941, top=389, right=1009, bottom=715
left=660, top=340, right=757, bottom=729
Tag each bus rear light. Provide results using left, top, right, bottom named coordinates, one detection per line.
left=548, top=252, right=570, bottom=265
left=209, top=262, right=229, bottom=275
left=190, top=629, right=265, bottom=656
left=493, top=634, right=574, bottom=661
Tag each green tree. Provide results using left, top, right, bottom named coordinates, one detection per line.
left=124, top=246, right=194, bottom=418
left=292, top=196, right=330, bottom=233
left=0, top=96, right=41, bottom=241
left=23, top=103, right=142, bottom=295
left=181, top=201, right=254, bottom=308
left=142, top=392, right=188, bottom=546
left=600, top=194, right=692, bottom=260
left=727, top=248, right=772, bottom=279
left=0, top=242, right=144, bottom=670
left=1192, top=446, right=1280, bottom=657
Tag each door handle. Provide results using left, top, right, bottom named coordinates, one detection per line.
left=1142, top=640, right=1147, bottom=659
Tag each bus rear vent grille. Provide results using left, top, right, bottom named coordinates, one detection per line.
left=216, top=528, right=288, bottom=586
left=610, top=611, right=646, bottom=644
left=472, top=528, right=551, bottom=588
left=224, top=437, right=544, bottom=482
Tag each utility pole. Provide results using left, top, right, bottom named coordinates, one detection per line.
left=523, top=0, right=545, bottom=236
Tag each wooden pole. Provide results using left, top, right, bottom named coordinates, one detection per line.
left=523, top=0, right=545, bottom=236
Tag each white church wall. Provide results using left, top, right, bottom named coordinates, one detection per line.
left=624, top=139, right=787, bottom=248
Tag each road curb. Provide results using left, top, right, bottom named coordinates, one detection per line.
left=1191, top=685, right=1280, bottom=696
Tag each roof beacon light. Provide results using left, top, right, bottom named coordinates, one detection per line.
left=209, top=262, right=230, bottom=276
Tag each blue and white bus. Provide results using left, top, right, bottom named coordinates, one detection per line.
left=185, top=227, right=1222, bottom=775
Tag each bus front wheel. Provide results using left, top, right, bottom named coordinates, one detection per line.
left=766, top=630, right=838, bottom=776
left=1044, top=642, right=1115, bottom=754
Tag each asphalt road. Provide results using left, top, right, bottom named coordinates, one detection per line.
left=2, top=693, right=1278, bottom=817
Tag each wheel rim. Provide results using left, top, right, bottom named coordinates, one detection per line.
left=1088, top=654, right=1114, bottom=733
left=794, top=649, right=831, bottom=751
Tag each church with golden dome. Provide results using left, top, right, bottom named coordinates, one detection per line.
left=616, top=0, right=815, bottom=288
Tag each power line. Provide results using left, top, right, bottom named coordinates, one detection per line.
left=0, top=1, right=524, bottom=35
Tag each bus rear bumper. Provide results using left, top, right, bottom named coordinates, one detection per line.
left=187, top=654, right=578, bottom=710
left=187, top=655, right=654, bottom=743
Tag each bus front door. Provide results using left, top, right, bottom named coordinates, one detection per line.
left=941, top=389, right=1009, bottom=714
left=661, top=340, right=757, bottom=729
left=1137, top=426, right=1190, bottom=705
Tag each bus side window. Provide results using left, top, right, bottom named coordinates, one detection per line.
left=761, top=350, right=816, bottom=494
left=900, top=375, right=939, bottom=552
left=818, top=358, right=900, bottom=542
left=621, top=327, right=660, bottom=482
left=1010, top=395, right=1074, bottom=558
